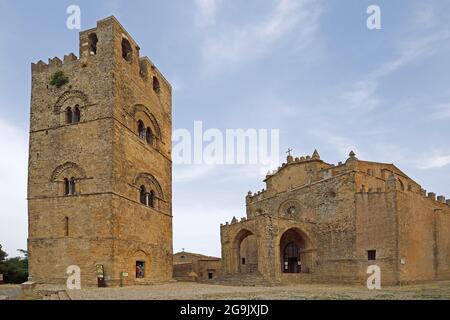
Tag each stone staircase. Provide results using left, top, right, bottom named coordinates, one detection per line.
left=43, top=291, right=71, bottom=300
left=208, top=273, right=279, bottom=287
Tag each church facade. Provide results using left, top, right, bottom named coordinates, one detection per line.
left=220, top=150, right=450, bottom=285
left=27, top=17, right=173, bottom=286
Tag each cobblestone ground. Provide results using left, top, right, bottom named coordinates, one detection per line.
left=62, top=281, right=450, bottom=300
left=0, top=284, right=24, bottom=300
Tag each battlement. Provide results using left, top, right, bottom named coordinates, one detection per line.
left=31, top=53, right=80, bottom=73
left=31, top=16, right=171, bottom=91
left=265, top=149, right=324, bottom=180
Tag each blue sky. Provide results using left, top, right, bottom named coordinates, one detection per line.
left=0, top=0, right=450, bottom=257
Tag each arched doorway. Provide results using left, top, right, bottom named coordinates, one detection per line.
left=280, top=228, right=309, bottom=274
left=234, top=229, right=258, bottom=274
left=283, top=242, right=300, bottom=273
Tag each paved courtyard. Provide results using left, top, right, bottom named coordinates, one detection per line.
left=62, top=281, right=450, bottom=300
left=3, top=281, right=450, bottom=300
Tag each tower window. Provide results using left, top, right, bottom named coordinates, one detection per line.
left=73, top=106, right=81, bottom=123
left=66, top=107, right=73, bottom=124
left=368, top=250, right=376, bottom=261
left=88, top=33, right=98, bottom=55
left=148, top=190, right=155, bottom=208
left=64, top=178, right=76, bottom=196
left=146, top=127, right=153, bottom=145
left=69, top=177, right=76, bottom=195
left=152, top=76, right=160, bottom=93
left=64, top=178, right=70, bottom=195
left=138, top=120, right=146, bottom=140
left=66, top=106, right=81, bottom=124
left=140, top=185, right=147, bottom=205
left=121, top=38, right=132, bottom=62
left=242, top=258, right=246, bottom=265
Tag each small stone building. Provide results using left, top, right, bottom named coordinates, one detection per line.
left=220, top=150, right=450, bottom=285
left=27, top=16, right=173, bottom=286
left=173, top=251, right=221, bottom=282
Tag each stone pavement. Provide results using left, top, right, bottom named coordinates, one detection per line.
left=61, top=280, right=450, bottom=300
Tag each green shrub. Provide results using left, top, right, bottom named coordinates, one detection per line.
left=49, top=71, right=69, bottom=88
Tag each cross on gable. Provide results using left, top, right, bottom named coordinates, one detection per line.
left=286, top=148, right=293, bottom=157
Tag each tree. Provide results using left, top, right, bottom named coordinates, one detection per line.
left=0, top=244, right=7, bottom=262
left=0, top=245, right=28, bottom=284
left=1, top=257, right=28, bottom=284
left=17, top=249, right=28, bottom=258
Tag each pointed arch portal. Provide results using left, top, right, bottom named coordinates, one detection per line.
left=280, top=228, right=311, bottom=274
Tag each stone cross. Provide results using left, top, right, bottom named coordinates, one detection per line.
left=286, top=148, right=293, bottom=157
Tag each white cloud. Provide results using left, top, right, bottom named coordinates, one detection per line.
left=195, top=0, right=221, bottom=27
left=417, top=151, right=450, bottom=170
left=0, top=117, right=28, bottom=257
left=201, top=0, right=322, bottom=69
left=430, top=103, right=450, bottom=120
left=341, top=20, right=450, bottom=112
left=308, top=129, right=359, bottom=158
left=341, top=80, right=379, bottom=111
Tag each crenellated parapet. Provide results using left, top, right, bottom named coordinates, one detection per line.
left=31, top=53, right=80, bottom=73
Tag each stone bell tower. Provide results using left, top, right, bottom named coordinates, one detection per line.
left=28, top=16, right=172, bottom=286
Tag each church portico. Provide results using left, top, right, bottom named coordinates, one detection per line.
left=221, top=214, right=318, bottom=281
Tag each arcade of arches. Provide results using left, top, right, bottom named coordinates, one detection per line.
left=224, top=225, right=316, bottom=280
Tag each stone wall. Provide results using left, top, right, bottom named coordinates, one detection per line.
left=220, top=151, right=450, bottom=285
left=28, top=16, right=172, bottom=287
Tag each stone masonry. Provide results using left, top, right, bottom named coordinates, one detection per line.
left=27, top=16, right=173, bottom=287
left=220, top=150, right=450, bottom=285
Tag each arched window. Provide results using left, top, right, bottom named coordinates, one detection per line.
left=66, top=107, right=73, bottom=124
left=64, top=178, right=70, bottom=195
left=152, top=76, right=160, bottom=93
left=73, top=106, right=81, bottom=123
left=146, top=127, right=153, bottom=145
left=138, top=120, right=146, bottom=140
left=140, top=186, right=147, bottom=205
left=69, top=177, right=76, bottom=195
left=148, top=190, right=155, bottom=208
left=121, top=38, right=132, bottom=62
left=88, top=33, right=98, bottom=55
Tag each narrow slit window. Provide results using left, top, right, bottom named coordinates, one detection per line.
left=64, top=217, right=69, bottom=237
